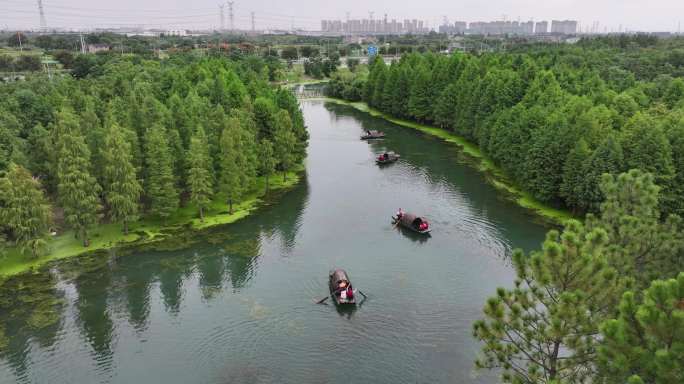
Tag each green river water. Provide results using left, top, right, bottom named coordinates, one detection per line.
left=0, top=100, right=549, bottom=383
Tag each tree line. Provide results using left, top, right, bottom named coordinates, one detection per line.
left=0, top=53, right=307, bottom=255
left=327, top=44, right=684, bottom=217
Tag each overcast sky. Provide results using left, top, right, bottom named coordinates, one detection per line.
left=1, top=0, right=682, bottom=32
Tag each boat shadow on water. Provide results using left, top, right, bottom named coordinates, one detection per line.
left=394, top=224, right=431, bottom=244
left=334, top=302, right=360, bottom=319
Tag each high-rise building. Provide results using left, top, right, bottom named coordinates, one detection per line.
left=535, top=21, right=549, bottom=34
left=439, top=21, right=467, bottom=34
left=467, top=20, right=536, bottom=35
left=320, top=16, right=430, bottom=34
left=551, top=20, right=578, bottom=34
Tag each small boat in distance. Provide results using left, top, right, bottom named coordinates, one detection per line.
left=361, top=130, right=385, bottom=140
left=376, top=151, right=400, bottom=165
left=328, top=269, right=357, bottom=305
left=392, top=211, right=431, bottom=235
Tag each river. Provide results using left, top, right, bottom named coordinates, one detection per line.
left=0, top=100, right=549, bottom=384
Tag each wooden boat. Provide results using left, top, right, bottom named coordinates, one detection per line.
left=392, top=212, right=431, bottom=234
left=361, top=130, right=385, bottom=140
left=328, top=269, right=357, bottom=305
left=376, top=151, right=400, bottom=165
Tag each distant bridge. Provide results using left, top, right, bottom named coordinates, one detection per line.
left=293, top=88, right=325, bottom=99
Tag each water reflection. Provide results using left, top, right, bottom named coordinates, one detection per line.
left=0, top=271, right=65, bottom=380
left=0, top=175, right=311, bottom=383
left=73, top=263, right=115, bottom=367
left=158, top=254, right=193, bottom=315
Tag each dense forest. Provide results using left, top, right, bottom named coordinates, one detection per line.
left=327, top=36, right=684, bottom=216
left=0, top=52, right=307, bottom=255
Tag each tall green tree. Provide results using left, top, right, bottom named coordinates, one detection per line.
left=258, top=138, right=276, bottom=191
left=453, top=59, right=481, bottom=138
left=187, top=126, right=213, bottom=221
left=102, top=123, right=141, bottom=234
left=582, top=135, right=625, bottom=212
left=0, top=163, right=52, bottom=257
left=473, top=220, right=625, bottom=384
left=56, top=111, right=102, bottom=247
left=620, top=113, right=675, bottom=194
left=144, top=124, right=178, bottom=221
left=408, top=64, right=433, bottom=122
left=598, top=273, right=684, bottom=384
left=433, top=83, right=459, bottom=129
left=274, top=111, right=297, bottom=181
left=666, top=120, right=684, bottom=216
left=218, top=118, right=244, bottom=214
left=561, top=139, right=592, bottom=213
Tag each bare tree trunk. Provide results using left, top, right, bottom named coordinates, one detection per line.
left=549, top=340, right=560, bottom=380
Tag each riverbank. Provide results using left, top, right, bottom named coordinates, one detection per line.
left=316, top=97, right=573, bottom=225
left=0, top=168, right=304, bottom=280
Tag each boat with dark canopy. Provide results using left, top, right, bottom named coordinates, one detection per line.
left=361, top=130, right=385, bottom=140
left=376, top=151, right=400, bottom=165
left=392, top=212, right=431, bottom=234
left=328, top=269, right=357, bottom=305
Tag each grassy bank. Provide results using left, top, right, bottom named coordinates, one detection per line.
left=0, top=168, right=304, bottom=279
left=317, top=97, right=574, bottom=225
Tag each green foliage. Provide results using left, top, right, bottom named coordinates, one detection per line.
left=187, top=126, right=213, bottom=220
left=0, top=52, right=308, bottom=259
left=258, top=138, right=276, bottom=191
left=144, top=124, right=178, bottom=220
left=273, top=110, right=297, bottom=181
left=102, top=122, right=141, bottom=234
left=589, top=170, right=684, bottom=287
left=0, top=163, right=52, bottom=257
left=620, top=114, right=675, bottom=190
left=55, top=110, right=102, bottom=247
left=561, top=140, right=592, bottom=212
left=408, top=64, right=433, bottom=122
left=598, top=273, right=684, bottom=384
left=218, top=118, right=244, bottom=214
left=476, top=169, right=684, bottom=384
left=474, top=220, right=625, bottom=383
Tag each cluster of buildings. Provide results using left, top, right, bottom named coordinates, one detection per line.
left=439, top=19, right=578, bottom=35
left=321, top=17, right=429, bottom=35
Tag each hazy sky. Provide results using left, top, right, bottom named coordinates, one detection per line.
left=2, top=0, right=682, bottom=32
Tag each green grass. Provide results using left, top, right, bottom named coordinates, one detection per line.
left=0, top=168, right=303, bottom=279
left=321, top=97, right=574, bottom=225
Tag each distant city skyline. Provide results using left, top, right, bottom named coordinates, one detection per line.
left=1, top=0, right=682, bottom=33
